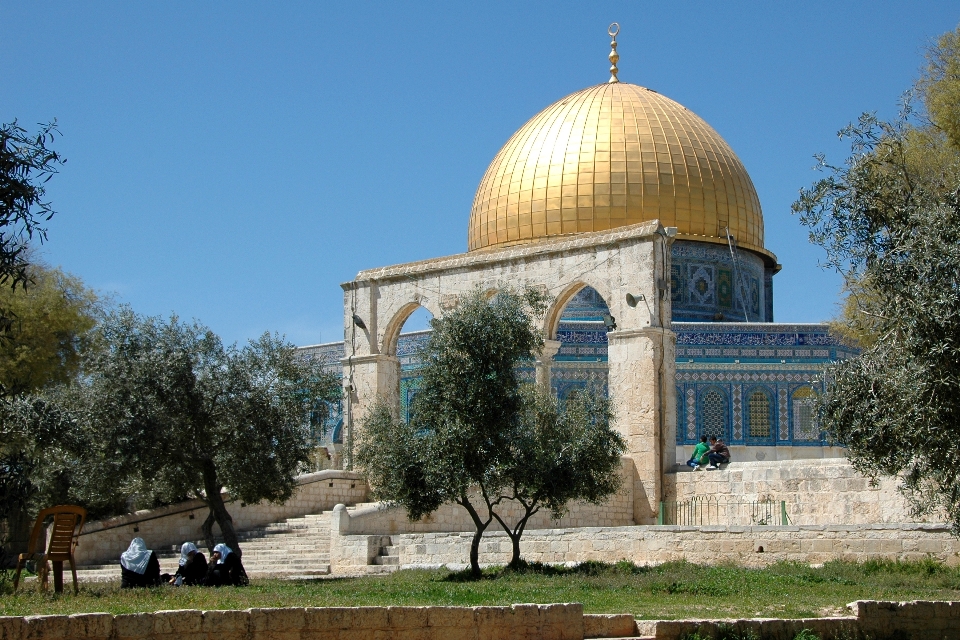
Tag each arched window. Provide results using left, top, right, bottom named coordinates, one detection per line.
left=747, top=389, right=772, bottom=439
left=700, top=388, right=728, bottom=441
left=792, top=387, right=819, bottom=441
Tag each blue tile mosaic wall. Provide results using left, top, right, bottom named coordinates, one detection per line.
left=671, top=240, right=770, bottom=323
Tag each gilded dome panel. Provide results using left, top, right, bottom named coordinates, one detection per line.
left=467, top=82, right=771, bottom=261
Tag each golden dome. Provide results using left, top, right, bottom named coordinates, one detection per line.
left=467, top=82, right=774, bottom=263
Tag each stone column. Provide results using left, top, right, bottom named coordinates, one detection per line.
left=535, top=339, right=562, bottom=389
left=340, top=353, right=401, bottom=469
left=606, top=327, right=676, bottom=524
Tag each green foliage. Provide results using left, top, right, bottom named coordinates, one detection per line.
left=0, top=121, right=64, bottom=291
left=793, top=25, right=960, bottom=531
left=0, top=264, right=101, bottom=522
left=60, top=307, right=340, bottom=552
left=358, top=287, right=624, bottom=574
left=509, top=386, right=625, bottom=521
left=918, top=25, right=960, bottom=151
left=0, top=264, right=101, bottom=396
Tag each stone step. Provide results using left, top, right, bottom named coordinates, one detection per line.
left=374, top=555, right=399, bottom=566
left=77, top=509, right=336, bottom=580
left=361, top=565, right=399, bottom=574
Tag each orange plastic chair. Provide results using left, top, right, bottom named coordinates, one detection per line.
left=12, top=505, right=87, bottom=594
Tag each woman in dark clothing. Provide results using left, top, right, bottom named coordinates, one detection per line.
left=170, top=542, right=207, bottom=586
left=120, top=537, right=162, bottom=588
left=203, top=543, right=248, bottom=587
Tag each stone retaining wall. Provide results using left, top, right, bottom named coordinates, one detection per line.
left=665, top=459, right=920, bottom=525
left=75, top=471, right=368, bottom=565
left=342, top=459, right=636, bottom=536
left=332, top=523, right=960, bottom=572
left=0, top=604, right=583, bottom=640
left=3, top=602, right=960, bottom=639
left=638, top=600, right=960, bottom=639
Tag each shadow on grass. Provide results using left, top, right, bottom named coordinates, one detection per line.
left=441, top=559, right=654, bottom=582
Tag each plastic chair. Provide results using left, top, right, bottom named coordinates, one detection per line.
left=12, top=505, right=87, bottom=594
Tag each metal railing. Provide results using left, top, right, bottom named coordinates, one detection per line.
left=657, top=496, right=790, bottom=526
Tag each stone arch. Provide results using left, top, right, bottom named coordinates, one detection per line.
left=381, top=301, right=431, bottom=357
left=543, top=279, right=613, bottom=340
left=340, top=220, right=673, bottom=522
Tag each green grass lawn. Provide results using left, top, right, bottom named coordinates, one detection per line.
left=2, top=559, right=960, bottom=619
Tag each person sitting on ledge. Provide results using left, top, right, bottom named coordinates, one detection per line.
left=705, top=436, right=731, bottom=470
left=203, top=543, right=248, bottom=587
left=120, top=537, right=162, bottom=588
left=687, top=435, right=711, bottom=470
left=170, top=542, right=207, bottom=586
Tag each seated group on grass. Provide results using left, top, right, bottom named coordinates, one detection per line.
left=120, top=538, right=247, bottom=588
left=685, top=436, right=731, bottom=471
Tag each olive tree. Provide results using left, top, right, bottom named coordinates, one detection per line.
left=0, top=120, right=64, bottom=293
left=0, top=265, right=101, bottom=563
left=356, top=288, right=625, bottom=574
left=67, top=308, right=340, bottom=554
left=792, top=25, right=960, bottom=530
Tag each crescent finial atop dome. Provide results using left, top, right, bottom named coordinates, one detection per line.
left=607, top=23, right=620, bottom=84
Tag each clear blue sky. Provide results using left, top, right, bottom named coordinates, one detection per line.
left=4, top=2, right=957, bottom=345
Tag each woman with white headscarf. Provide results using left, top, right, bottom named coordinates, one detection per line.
left=169, top=542, right=207, bottom=586
left=119, top=537, right=161, bottom=588
left=203, top=543, right=248, bottom=586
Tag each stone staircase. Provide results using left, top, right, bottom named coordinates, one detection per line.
left=370, top=536, right=400, bottom=572
left=73, top=512, right=334, bottom=582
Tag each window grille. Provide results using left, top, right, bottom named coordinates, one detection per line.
left=701, top=389, right=727, bottom=440
left=792, top=386, right=818, bottom=441
left=748, top=389, right=771, bottom=438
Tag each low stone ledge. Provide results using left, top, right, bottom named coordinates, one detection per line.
left=583, top=613, right=637, bottom=638
left=0, top=603, right=583, bottom=640
left=6, top=601, right=960, bottom=639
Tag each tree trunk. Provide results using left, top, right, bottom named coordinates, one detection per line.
left=509, top=532, right=522, bottom=568
left=458, top=496, right=490, bottom=577
left=469, top=526, right=485, bottom=576
left=200, top=510, right=216, bottom=554
left=492, top=502, right=537, bottom=569
left=4, top=505, right=32, bottom=567
left=201, top=458, right=242, bottom=557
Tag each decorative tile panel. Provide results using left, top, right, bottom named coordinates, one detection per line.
left=732, top=384, right=743, bottom=440
left=778, top=388, right=789, bottom=440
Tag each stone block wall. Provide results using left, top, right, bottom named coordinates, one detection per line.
left=75, top=470, right=369, bottom=565
left=5, top=602, right=960, bottom=639
left=342, top=459, right=636, bottom=536
left=666, top=459, right=919, bottom=525
left=332, top=523, right=960, bottom=572
left=853, top=600, right=960, bottom=639
left=0, top=604, right=584, bottom=640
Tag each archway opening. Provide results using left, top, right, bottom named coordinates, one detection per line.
left=551, top=285, right=611, bottom=400
left=396, top=305, right=434, bottom=423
